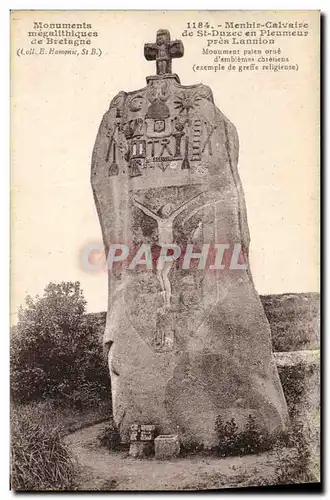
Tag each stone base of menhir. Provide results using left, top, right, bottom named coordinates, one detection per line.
left=125, top=348, right=319, bottom=465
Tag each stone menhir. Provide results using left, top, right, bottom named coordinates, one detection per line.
left=91, top=29, right=289, bottom=448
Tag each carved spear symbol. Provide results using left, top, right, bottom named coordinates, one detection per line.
left=109, top=139, right=119, bottom=176
left=105, top=135, right=113, bottom=163
left=202, top=124, right=217, bottom=156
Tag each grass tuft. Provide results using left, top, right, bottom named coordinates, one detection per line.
left=11, top=403, right=77, bottom=491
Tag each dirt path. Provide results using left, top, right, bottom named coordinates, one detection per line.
left=64, top=422, right=293, bottom=491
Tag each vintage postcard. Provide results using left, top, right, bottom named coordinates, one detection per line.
left=10, top=10, right=320, bottom=491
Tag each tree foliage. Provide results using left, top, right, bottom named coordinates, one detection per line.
left=11, top=281, right=110, bottom=405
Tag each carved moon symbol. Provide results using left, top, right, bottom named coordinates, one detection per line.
left=129, top=95, right=144, bottom=112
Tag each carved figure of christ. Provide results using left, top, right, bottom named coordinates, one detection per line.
left=132, top=193, right=203, bottom=310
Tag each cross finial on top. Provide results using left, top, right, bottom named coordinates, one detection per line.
left=144, top=29, right=184, bottom=76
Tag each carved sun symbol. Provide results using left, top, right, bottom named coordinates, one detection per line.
left=173, top=92, right=201, bottom=114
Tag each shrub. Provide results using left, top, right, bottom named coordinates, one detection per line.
left=273, top=412, right=319, bottom=485
left=215, top=415, right=284, bottom=457
left=97, top=420, right=121, bottom=451
left=10, top=282, right=110, bottom=405
left=180, top=441, right=205, bottom=456
left=215, top=416, right=239, bottom=456
left=11, top=403, right=77, bottom=491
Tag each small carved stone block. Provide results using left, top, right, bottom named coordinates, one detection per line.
left=130, top=424, right=141, bottom=442
left=129, top=441, right=154, bottom=458
left=129, top=424, right=157, bottom=458
left=140, top=424, right=157, bottom=441
left=129, top=424, right=157, bottom=442
left=154, top=434, right=180, bottom=459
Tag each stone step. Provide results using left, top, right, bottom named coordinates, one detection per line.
left=261, top=293, right=320, bottom=352
left=274, top=349, right=320, bottom=367
left=275, top=349, right=320, bottom=422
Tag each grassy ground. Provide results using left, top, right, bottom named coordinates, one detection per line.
left=12, top=399, right=110, bottom=436
left=64, top=421, right=318, bottom=491
left=10, top=398, right=110, bottom=491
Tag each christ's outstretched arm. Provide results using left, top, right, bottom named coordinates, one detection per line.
left=132, top=198, right=161, bottom=222
left=168, top=192, right=204, bottom=222
left=182, top=200, right=217, bottom=225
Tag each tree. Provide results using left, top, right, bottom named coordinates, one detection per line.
left=11, top=281, right=110, bottom=404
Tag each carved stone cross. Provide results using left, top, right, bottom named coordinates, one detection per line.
left=144, top=29, right=184, bottom=76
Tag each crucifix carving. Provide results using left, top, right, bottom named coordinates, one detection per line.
left=132, top=193, right=202, bottom=311
left=144, top=29, right=184, bottom=76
